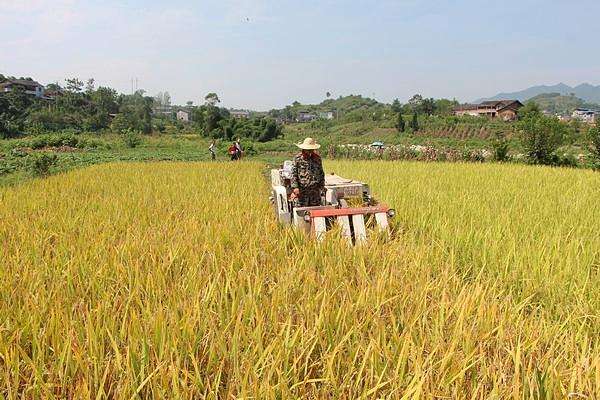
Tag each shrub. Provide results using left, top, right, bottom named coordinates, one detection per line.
left=519, top=114, right=567, bottom=165
left=243, top=142, right=257, bottom=156
left=395, top=113, right=405, bottom=133
left=122, top=130, right=143, bottom=148
left=410, top=113, right=419, bottom=131
left=553, top=152, right=579, bottom=168
left=27, top=153, right=58, bottom=176
left=29, top=133, right=78, bottom=149
left=492, top=134, right=510, bottom=162
left=154, top=120, right=166, bottom=133
left=23, top=132, right=101, bottom=150
left=589, top=126, right=600, bottom=163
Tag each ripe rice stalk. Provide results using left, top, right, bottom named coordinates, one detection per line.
left=0, top=161, right=597, bottom=398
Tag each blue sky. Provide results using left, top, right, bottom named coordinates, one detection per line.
left=1, top=0, right=599, bottom=109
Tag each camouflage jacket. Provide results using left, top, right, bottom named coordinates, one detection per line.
left=290, top=152, right=325, bottom=190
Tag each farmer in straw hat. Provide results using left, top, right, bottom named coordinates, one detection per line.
left=290, top=137, right=325, bottom=207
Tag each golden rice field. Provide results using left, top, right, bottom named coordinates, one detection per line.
left=0, top=160, right=598, bottom=399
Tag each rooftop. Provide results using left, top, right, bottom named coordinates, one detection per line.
left=0, top=79, right=43, bottom=88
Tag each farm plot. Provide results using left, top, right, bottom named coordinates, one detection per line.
left=0, top=161, right=598, bottom=398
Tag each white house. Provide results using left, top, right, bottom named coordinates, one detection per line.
left=572, top=108, right=597, bottom=124
left=319, top=111, right=335, bottom=120
left=176, top=110, right=190, bottom=122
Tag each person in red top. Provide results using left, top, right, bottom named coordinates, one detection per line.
left=228, top=142, right=238, bottom=161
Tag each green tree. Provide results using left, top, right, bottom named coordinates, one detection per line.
left=408, top=94, right=423, bottom=111
left=65, top=78, right=84, bottom=93
left=391, top=99, right=402, bottom=114
left=258, top=120, right=281, bottom=142
left=85, top=78, right=95, bottom=93
left=420, top=98, right=436, bottom=115
left=396, top=113, right=405, bottom=133
left=190, top=106, right=206, bottom=128
left=0, top=86, right=33, bottom=137
left=111, top=91, right=153, bottom=133
left=589, top=126, right=600, bottom=165
left=519, top=113, right=567, bottom=165
left=45, top=83, right=61, bottom=91
left=518, top=101, right=541, bottom=119
left=90, top=87, right=119, bottom=115
left=204, top=92, right=220, bottom=106
left=110, top=113, right=135, bottom=133
left=410, top=113, right=419, bottom=131
left=204, top=105, right=222, bottom=134
left=434, top=98, right=460, bottom=115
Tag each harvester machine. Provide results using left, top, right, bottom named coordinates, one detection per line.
left=270, top=161, right=395, bottom=244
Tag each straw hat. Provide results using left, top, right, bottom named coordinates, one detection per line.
left=296, top=137, right=321, bottom=150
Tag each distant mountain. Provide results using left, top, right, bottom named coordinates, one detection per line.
left=475, top=83, right=600, bottom=104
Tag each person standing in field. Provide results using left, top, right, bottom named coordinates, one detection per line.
left=234, top=138, right=243, bottom=160
left=290, top=137, right=325, bottom=207
left=228, top=142, right=238, bottom=161
left=208, top=140, right=216, bottom=160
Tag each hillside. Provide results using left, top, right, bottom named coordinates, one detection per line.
left=528, top=93, right=600, bottom=115
left=272, top=95, right=386, bottom=116
left=476, top=83, right=600, bottom=103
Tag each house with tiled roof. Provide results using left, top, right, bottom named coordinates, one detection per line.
left=454, top=100, right=523, bottom=121
left=0, top=79, right=45, bottom=98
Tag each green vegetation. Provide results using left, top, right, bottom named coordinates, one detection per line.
left=122, top=130, right=143, bottom=148
left=491, top=133, right=510, bottom=162
left=395, top=112, right=405, bottom=133
left=529, top=92, right=600, bottom=115
left=410, top=113, right=419, bottom=131
left=0, top=133, right=207, bottom=186
left=519, top=110, right=571, bottom=165
left=589, top=126, right=600, bottom=168
left=0, top=75, right=282, bottom=143
left=2, top=82, right=600, bottom=188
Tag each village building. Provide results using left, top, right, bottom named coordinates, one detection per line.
left=153, top=104, right=173, bottom=117
left=558, top=115, right=572, bottom=122
left=319, top=110, right=335, bottom=120
left=176, top=110, right=190, bottom=122
left=296, top=110, right=317, bottom=122
left=572, top=108, right=597, bottom=124
left=454, top=100, right=523, bottom=121
left=230, top=109, right=251, bottom=119
left=43, top=89, right=63, bottom=100
left=0, top=79, right=45, bottom=98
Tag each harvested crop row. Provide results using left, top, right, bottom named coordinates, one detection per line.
left=0, top=161, right=597, bottom=398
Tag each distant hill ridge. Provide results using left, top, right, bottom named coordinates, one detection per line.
left=475, top=83, right=600, bottom=104
left=527, top=93, right=600, bottom=115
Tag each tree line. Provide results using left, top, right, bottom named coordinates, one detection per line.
left=0, top=75, right=282, bottom=142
